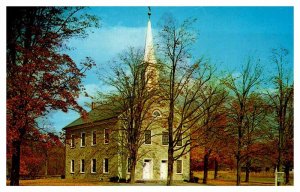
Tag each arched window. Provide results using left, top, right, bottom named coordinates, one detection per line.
left=152, top=110, right=161, bottom=118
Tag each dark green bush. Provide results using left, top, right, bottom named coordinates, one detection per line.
left=109, top=176, right=119, bottom=182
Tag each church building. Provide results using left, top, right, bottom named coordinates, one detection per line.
left=64, top=9, right=190, bottom=182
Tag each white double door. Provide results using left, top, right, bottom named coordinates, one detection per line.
left=142, top=159, right=168, bottom=180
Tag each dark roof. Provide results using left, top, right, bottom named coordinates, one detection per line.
left=63, top=106, right=120, bottom=129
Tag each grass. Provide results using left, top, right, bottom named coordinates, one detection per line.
left=193, top=170, right=294, bottom=186
left=6, top=171, right=293, bottom=186
left=7, top=178, right=115, bottom=186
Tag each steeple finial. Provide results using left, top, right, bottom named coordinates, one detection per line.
left=148, top=7, right=151, bottom=19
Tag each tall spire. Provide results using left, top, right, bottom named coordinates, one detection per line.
left=144, top=7, right=158, bottom=90
left=144, top=7, right=156, bottom=64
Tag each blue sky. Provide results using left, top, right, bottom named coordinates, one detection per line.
left=42, top=7, right=293, bottom=133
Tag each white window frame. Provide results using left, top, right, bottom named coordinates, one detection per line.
left=176, top=159, right=183, bottom=174
left=162, top=132, right=169, bottom=146
left=70, top=134, right=75, bottom=148
left=70, top=160, right=74, bottom=173
left=152, top=110, right=162, bottom=118
left=81, top=132, right=86, bottom=147
left=103, top=158, right=109, bottom=173
left=91, top=130, right=97, bottom=146
left=104, top=129, right=109, bottom=144
left=80, top=159, right=85, bottom=173
left=91, top=159, right=96, bottom=173
left=144, top=130, right=152, bottom=145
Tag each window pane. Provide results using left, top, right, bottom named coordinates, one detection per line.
left=104, top=129, right=109, bottom=144
left=92, top=159, right=96, bottom=173
left=176, top=160, right=182, bottom=173
left=81, top=133, right=86, bottom=146
left=162, top=132, right=168, bottom=145
left=71, top=135, right=75, bottom=148
left=145, top=130, right=151, bottom=144
left=153, top=110, right=161, bottom=117
left=104, top=158, right=109, bottom=173
left=81, top=159, right=85, bottom=173
left=92, top=131, right=96, bottom=145
left=71, top=160, right=74, bottom=173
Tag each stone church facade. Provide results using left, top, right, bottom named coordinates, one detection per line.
left=64, top=12, right=190, bottom=182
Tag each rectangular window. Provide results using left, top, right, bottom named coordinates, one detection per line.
left=103, top=158, right=109, bottom=173
left=91, top=159, right=96, bottom=173
left=81, top=132, right=86, bottom=147
left=92, top=131, right=96, bottom=145
left=177, top=133, right=182, bottom=146
left=70, top=160, right=74, bottom=173
left=145, top=130, right=151, bottom=144
left=104, top=129, right=109, bottom=144
left=127, top=158, right=132, bottom=173
left=176, top=160, right=182, bottom=174
left=80, top=159, right=85, bottom=173
left=71, top=134, right=75, bottom=148
left=162, top=132, right=169, bottom=145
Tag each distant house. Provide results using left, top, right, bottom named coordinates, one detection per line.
left=64, top=12, right=190, bottom=182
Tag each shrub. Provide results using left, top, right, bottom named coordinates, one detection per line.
left=109, top=176, right=119, bottom=182
left=190, top=176, right=199, bottom=183
left=119, top=178, right=127, bottom=183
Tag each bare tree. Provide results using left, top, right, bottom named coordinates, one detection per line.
left=158, top=15, right=219, bottom=185
left=243, top=93, right=271, bottom=182
left=96, top=48, right=159, bottom=183
left=267, top=48, right=293, bottom=185
left=222, top=59, right=262, bottom=186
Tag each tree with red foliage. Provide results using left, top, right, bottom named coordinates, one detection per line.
left=194, top=82, right=228, bottom=184
left=242, top=93, right=271, bottom=182
left=39, top=132, right=65, bottom=176
left=19, top=141, right=45, bottom=179
left=7, top=132, right=65, bottom=179
left=7, top=7, right=99, bottom=185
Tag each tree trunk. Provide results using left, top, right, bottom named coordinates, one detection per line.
left=214, top=158, right=218, bottom=180
left=45, top=151, right=48, bottom=177
left=167, top=148, right=174, bottom=186
left=236, top=117, right=243, bottom=186
left=203, top=152, right=209, bottom=184
left=277, top=124, right=284, bottom=186
left=130, top=164, right=136, bottom=184
left=167, top=83, right=175, bottom=186
left=129, top=155, right=137, bottom=184
left=284, top=162, right=290, bottom=185
left=10, top=140, right=21, bottom=186
left=245, top=159, right=250, bottom=182
left=236, top=152, right=241, bottom=186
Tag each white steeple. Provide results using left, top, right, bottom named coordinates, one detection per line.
left=144, top=7, right=158, bottom=90
left=144, top=14, right=156, bottom=64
